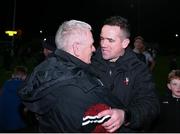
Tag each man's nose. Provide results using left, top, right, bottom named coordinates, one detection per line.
left=92, top=46, right=96, bottom=52
left=101, top=40, right=108, bottom=47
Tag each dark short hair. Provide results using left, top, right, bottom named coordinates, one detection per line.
left=103, top=16, right=130, bottom=38
left=42, top=36, right=56, bottom=51
left=134, top=36, right=144, bottom=41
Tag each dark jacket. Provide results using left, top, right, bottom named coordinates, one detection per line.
left=18, top=49, right=123, bottom=132
left=134, top=52, right=146, bottom=64
left=91, top=47, right=160, bottom=132
left=152, top=91, right=180, bottom=132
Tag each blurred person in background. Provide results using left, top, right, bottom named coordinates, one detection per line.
left=141, top=44, right=156, bottom=71
left=133, top=36, right=155, bottom=71
left=133, top=36, right=146, bottom=63
left=0, top=66, right=28, bottom=132
left=151, top=69, right=180, bottom=132
left=42, top=36, right=57, bottom=58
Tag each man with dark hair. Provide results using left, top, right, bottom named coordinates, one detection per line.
left=91, top=16, right=160, bottom=132
left=42, top=36, right=56, bottom=58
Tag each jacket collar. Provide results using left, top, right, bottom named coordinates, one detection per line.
left=92, top=47, right=138, bottom=72
left=54, top=49, right=96, bottom=76
left=55, top=49, right=89, bottom=70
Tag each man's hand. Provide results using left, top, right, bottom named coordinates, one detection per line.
left=98, top=108, right=125, bottom=132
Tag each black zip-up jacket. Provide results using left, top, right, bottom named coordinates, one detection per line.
left=91, top=47, right=160, bottom=132
left=18, top=49, right=124, bottom=132
left=151, top=91, right=180, bottom=132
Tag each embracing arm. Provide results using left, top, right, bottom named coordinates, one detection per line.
left=98, top=66, right=160, bottom=132
left=127, top=66, right=160, bottom=130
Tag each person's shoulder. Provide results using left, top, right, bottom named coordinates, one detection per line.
left=2, top=78, right=21, bottom=87
left=159, top=91, right=172, bottom=104
left=33, top=56, right=57, bottom=71
left=124, top=48, right=147, bottom=69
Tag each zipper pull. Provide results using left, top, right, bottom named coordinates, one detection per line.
left=124, top=77, right=129, bottom=85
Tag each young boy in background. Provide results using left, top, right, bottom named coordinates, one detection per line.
left=152, top=69, right=180, bottom=132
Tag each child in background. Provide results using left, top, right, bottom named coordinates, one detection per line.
left=152, top=69, right=180, bottom=132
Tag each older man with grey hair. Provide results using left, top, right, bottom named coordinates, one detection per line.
left=18, top=20, right=122, bottom=132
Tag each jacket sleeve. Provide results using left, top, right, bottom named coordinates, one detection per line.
left=127, top=65, right=160, bottom=131
left=46, top=84, right=109, bottom=132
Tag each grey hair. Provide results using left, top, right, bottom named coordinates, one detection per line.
left=55, top=20, right=92, bottom=50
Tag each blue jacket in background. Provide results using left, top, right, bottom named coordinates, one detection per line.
left=0, top=78, right=26, bottom=131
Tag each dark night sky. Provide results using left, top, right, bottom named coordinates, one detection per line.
left=0, top=0, right=180, bottom=50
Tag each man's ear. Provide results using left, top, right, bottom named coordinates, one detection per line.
left=72, top=42, right=80, bottom=57
left=122, top=39, right=130, bottom=48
